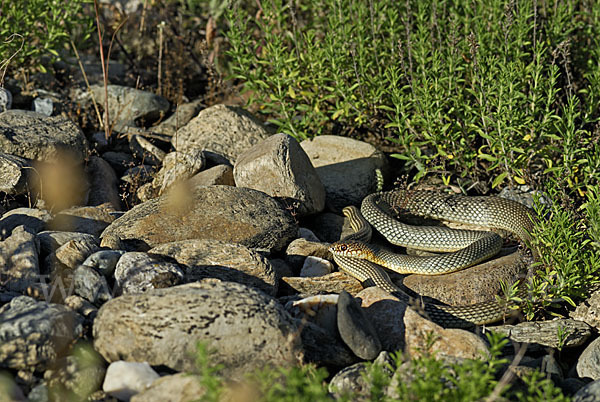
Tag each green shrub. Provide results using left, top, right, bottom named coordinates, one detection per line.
left=0, top=0, right=93, bottom=77
left=225, top=0, right=600, bottom=192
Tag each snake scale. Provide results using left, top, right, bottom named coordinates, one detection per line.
left=329, top=190, right=535, bottom=327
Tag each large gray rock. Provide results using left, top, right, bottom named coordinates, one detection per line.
left=93, top=282, right=303, bottom=377
left=101, top=185, right=298, bottom=252
left=152, top=149, right=205, bottom=195
left=151, top=99, right=203, bottom=136
left=234, top=133, right=325, bottom=216
left=114, top=252, right=185, bottom=294
left=0, top=225, right=39, bottom=293
left=85, top=156, right=122, bottom=210
left=150, top=239, right=278, bottom=296
left=0, top=110, right=89, bottom=163
left=172, top=104, right=270, bottom=163
left=300, top=135, right=388, bottom=212
left=0, top=296, right=83, bottom=370
left=90, top=85, right=170, bottom=132
left=577, top=336, right=600, bottom=380
left=0, top=152, right=30, bottom=195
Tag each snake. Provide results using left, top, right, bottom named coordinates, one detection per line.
left=328, top=189, right=535, bottom=327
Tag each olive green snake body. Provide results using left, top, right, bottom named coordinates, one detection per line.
left=329, top=190, right=535, bottom=328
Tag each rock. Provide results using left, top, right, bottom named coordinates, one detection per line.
left=328, top=362, right=371, bottom=400
left=114, top=252, right=185, bottom=294
left=281, top=271, right=364, bottom=297
left=0, top=87, right=12, bottom=111
left=64, top=295, right=98, bottom=322
left=102, top=151, right=136, bottom=175
left=130, top=373, right=205, bottom=402
left=573, top=379, right=600, bottom=401
left=90, top=85, right=170, bottom=132
left=300, top=256, right=333, bottom=277
left=572, top=289, right=600, bottom=331
left=0, top=110, right=89, bottom=163
left=151, top=99, right=203, bottom=136
left=102, top=361, right=159, bottom=401
left=337, top=291, right=382, bottom=360
left=81, top=250, right=126, bottom=276
left=150, top=239, right=278, bottom=296
left=0, top=225, right=39, bottom=293
left=48, top=205, right=115, bottom=237
left=0, top=208, right=51, bottom=239
left=136, top=182, right=159, bottom=202
left=44, top=345, right=106, bottom=401
left=37, top=231, right=99, bottom=257
left=493, top=319, right=592, bottom=349
left=129, top=134, right=166, bottom=166
left=403, top=249, right=528, bottom=305
left=0, top=152, right=30, bottom=195
left=0, top=296, right=83, bottom=370
left=577, top=337, right=600, bottom=380
left=32, top=96, right=54, bottom=116
left=357, top=287, right=408, bottom=351
left=299, top=320, right=357, bottom=367
left=234, top=133, right=326, bottom=216
left=286, top=294, right=339, bottom=336
left=285, top=238, right=331, bottom=271
left=300, top=135, right=388, bottom=212
left=54, top=238, right=101, bottom=269
left=93, top=282, right=302, bottom=376
left=152, top=149, right=205, bottom=195
left=73, top=265, right=113, bottom=304
left=188, top=164, right=234, bottom=187
left=101, top=185, right=298, bottom=252
left=172, top=104, right=270, bottom=163
left=85, top=156, right=122, bottom=210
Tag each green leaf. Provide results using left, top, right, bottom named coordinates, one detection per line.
left=491, top=172, right=508, bottom=188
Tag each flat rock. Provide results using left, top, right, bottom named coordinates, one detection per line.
left=114, top=252, right=185, bottom=294
left=0, top=225, right=39, bottom=293
left=48, top=205, right=115, bottom=237
left=0, top=110, right=89, bottom=163
left=0, top=152, right=30, bottom=195
left=403, top=249, right=527, bottom=304
left=93, top=281, right=302, bottom=377
left=130, top=373, right=205, bottom=402
left=150, top=239, right=278, bottom=296
left=85, top=156, right=122, bottom=210
left=493, top=319, right=592, bottom=349
left=0, top=207, right=52, bottom=239
left=54, top=237, right=101, bottom=269
left=234, top=133, right=325, bottom=216
left=188, top=164, right=234, bottom=187
left=281, top=271, right=364, bottom=297
left=337, top=290, right=381, bottom=360
left=172, top=104, right=270, bottom=163
left=0, top=296, right=83, bottom=370
left=300, top=135, right=388, bottom=212
left=100, top=185, right=298, bottom=252
left=91, top=85, right=170, bottom=132
left=37, top=231, right=99, bottom=256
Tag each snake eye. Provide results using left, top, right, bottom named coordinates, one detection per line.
left=339, top=244, right=347, bottom=252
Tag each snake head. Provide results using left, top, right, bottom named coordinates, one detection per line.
left=329, top=240, right=368, bottom=257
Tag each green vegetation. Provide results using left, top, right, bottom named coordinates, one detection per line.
left=0, top=0, right=93, bottom=78
left=194, top=334, right=568, bottom=401
left=225, top=0, right=600, bottom=193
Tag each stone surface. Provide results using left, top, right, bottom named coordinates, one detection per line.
left=91, top=85, right=170, bottom=132
left=0, top=225, right=39, bottom=293
left=0, top=207, right=51, bottom=239
left=102, top=151, right=136, bottom=175
left=300, top=255, right=333, bottom=277
left=102, top=361, right=159, bottom=401
left=152, top=149, right=205, bottom=195
left=114, top=252, right=185, bottom=294
left=357, top=287, right=408, bottom=351
left=85, top=156, right=122, bottom=210
left=572, top=289, right=600, bottom=331
left=130, top=373, right=205, bottom=402
left=172, top=104, right=270, bottom=162
left=0, top=152, right=30, bottom=195
left=48, top=205, right=115, bottom=237
left=300, top=135, right=388, bottom=212
left=93, top=282, right=302, bottom=376
left=494, top=319, right=592, bottom=349
left=73, top=265, right=113, bottom=304
left=234, top=133, right=326, bottom=216
left=188, top=164, right=234, bottom=187
left=285, top=238, right=331, bottom=271
left=577, top=337, right=600, bottom=380
left=151, top=99, right=203, bottom=136
left=81, top=250, right=125, bottom=277
left=54, top=238, right=101, bottom=269
left=0, top=110, right=89, bottom=163
left=0, top=296, right=83, bottom=370
left=573, top=379, right=600, bottom=401
left=0, top=87, right=12, bottom=111
left=337, top=291, right=382, bottom=360
left=101, top=185, right=298, bottom=252
left=37, top=231, right=99, bottom=257
left=299, top=320, right=357, bottom=367
left=150, top=239, right=278, bottom=296
left=281, top=271, right=364, bottom=297
left=328, top=362, right=371, bottom=400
